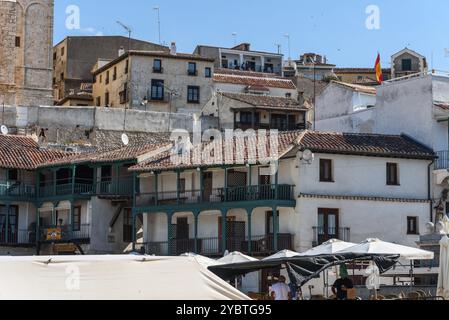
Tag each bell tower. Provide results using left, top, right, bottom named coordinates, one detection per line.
left=0, top=0, right=54, bottom=106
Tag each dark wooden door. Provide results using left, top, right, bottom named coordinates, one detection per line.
left=176, top=217, right=189, bottom=239
left=203, top=172, right=213, bottom=201
left=318, top=208, right=339, bottom=244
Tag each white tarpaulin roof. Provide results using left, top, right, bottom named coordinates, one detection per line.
left=298, top=239, right=358, bottom=256
left=218, top=252, right=258, bottom=264
left=262, top=250, right=301, bottom=261
left=180, top=253, right=224, bottom=268
left=0, top=255, right=250, bottom=300
left=337, top=238, right=434, bottom=260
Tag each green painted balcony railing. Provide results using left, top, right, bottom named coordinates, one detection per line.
left=136, top=234, right=294, bottom=257
left=136, top=184, right=295, bottom=207
left=0, top=182, right=36, bottom=199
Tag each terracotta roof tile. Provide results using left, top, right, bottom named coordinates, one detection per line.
left=214, top=69, right=296, bottom=89
left=297, top=131, right=435, bottom=159
left=331, top=81, right=377, bottom=94
left=0, top=135, right=73, bottom=170
left=130, top=131, right=302, bottom=172
left=222, top=92, right=309, bottom=111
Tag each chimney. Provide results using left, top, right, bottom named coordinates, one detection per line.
left=118, top=46, right=125, bottom=57
left=170, top=42, right=177, bottom=55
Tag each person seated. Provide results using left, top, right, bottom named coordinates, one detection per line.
left=270, top=275, right=292, bottom=301
left=331, top=265, right=354, bottom=300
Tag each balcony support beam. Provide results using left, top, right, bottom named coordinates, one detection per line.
left=132, top=211, right=136, bottom=252
left=52, top=169, right=57, bottom=197
left=4, top=203, right=10, bottom=243
left=113, top=163, right=120, bottom=195
left=166, top=212, right=174, bottom=255
left=199, top=169, right=204, bottom=202
left=36, top=206, right=40, bottom=247
left=247, top=208, right=253, bottom=255
left=221, top=209, right=227, bottom=254
left=70, top=201, right=74, bottom=240
left=224, top=169, right=228, bottom=202
left=71, top=165, right=76, bottom=195
left=154, top=173, right=159, bottom=206
left=193, top=211, right=199, bottom=254
left=176, top=171, right=181, bottom=205
left=273, top=206, right=279, bottom=252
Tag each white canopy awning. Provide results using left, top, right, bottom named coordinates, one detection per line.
left=0, top=255, right=250, bottom=300
left=262, top=249, right=301, bottom=261
left=218, top=252, right=258, bottom=264
left=298, top=239, right=358, bottom=256
left=337, top=238, right=434, bottom=260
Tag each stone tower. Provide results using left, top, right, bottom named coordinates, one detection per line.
left=0, top=0, right=53, bottom=106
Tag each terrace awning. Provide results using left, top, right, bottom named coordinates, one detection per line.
left=208, top=253, right=400, bottom=287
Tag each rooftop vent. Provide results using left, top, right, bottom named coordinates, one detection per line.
left=118, top=46, right=126, bottom=57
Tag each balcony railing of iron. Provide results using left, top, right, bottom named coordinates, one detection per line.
left=435, top=151, right=449, bottom=170
left=139, top=234, right=294, bottom=257
left=312, top=227, right=351, bottom=246
left=136, top=184, right=295, bottom=207
left=0, top=229, right=36, bottom=245
left=39, top=224, right=90, bottom=242
left=94, top=176, right=134, bottom=196
left=38, top=178, right=94, bottom=198
left=0, top=181, right=36, bottom=199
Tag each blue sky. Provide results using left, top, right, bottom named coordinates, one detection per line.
left=54, top=0, right=449, bottom=70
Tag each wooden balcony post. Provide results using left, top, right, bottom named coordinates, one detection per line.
left=36, top=206, right=40, bottom=245
left=273, top=206, right=279, bottom=252
left=113, top=163, right=120, bottom=194
left=132, top=172, right=137, bottom=207
left=221, top=209, right=227, bottom=254
left=35, top=171, right=40, bottom=198
left=224, top=168, right=228, bottom=202
left=247, top=209, right=253, bottom=255
left=154, top=172, right=159, bottom=206
left=131, top=210, right=136, bottom=252
left=71, top=165, right=76, bottom=195
left=70, top=201, right=74, bottom=240
left=176, top=170, right=181, bottom=205
left=275, top=162, right=279, bottom=200
left=53, top=169, right=57, bottom=197
left=199, top=169, right=204, bottom=202
left=92, top=165, right=98, bottom=194
left=193, top=211, right=199, bottom=254
left=167, top=212, right=174, bottom=256
left=4, top=203, right=10, bottom=243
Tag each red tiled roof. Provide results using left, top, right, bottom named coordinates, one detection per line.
left=331, top=81, right=377, bottom=94
left=297, top=131, right=435, bottom=159
left=0, top=135, right=72, bottom=170
left=434, top=102, right=449, bottom=111
left=130, top=130, right=435, bottom=172
left=130, top=131, right=302, bottom=172
left=222, top=92, right=309, bottom=111
left=40, top=142, right=172, bottom=168
left=214, top=70, right=296, bottom=89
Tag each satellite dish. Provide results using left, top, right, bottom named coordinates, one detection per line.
left=1, top=125, right=8, bottom=135
left=121, top=133, right=129, bottom=146
left=302, top=149, right=314, bottom=162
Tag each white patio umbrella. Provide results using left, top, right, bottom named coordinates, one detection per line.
left=262, top=249, right=301, bottom=261
left=338, top=238, right=434, bottom=294
left=218, top=252, right=259, bottom=289
left=437, top=236, right=449, bottom=299
left=337, top=238, right=434, bottom=260
left=180, top=252, right=223, bottom=268
left=298, top=239, right=358, bottom=256
left=297, top=239, right=357, bottom=297
left=218, top=251, right=259, bottom=264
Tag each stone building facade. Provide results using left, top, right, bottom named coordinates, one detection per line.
left=0, top=0, right=54, bottom=106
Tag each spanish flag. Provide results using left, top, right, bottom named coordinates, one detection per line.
left=375, top=53, right=383, bottom=84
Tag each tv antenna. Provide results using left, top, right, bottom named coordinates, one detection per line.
left=232, top=32, right=237, bottom=46
left=153, top=6, right=162, bottom=45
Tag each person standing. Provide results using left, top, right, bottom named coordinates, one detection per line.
left=331, top=265, right=354, bottom=300
left=270, top=275, right=292, bottom=301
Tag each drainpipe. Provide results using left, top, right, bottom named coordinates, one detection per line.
left=428, top=159, right=435, bottom=223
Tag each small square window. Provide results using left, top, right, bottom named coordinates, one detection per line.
left=407, top=217, right=419, bottom=235
left=15, top=36, right=20, bottom=47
